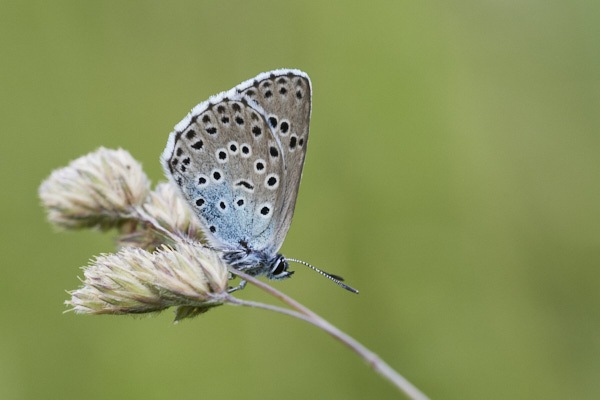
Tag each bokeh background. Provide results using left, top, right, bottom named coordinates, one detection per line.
left=2, top=1, right=599, bottom=399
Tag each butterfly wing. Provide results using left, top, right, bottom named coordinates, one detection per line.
left=161, top=95, right=285, bottom=253
left=236, top=69, right=312, bottom=254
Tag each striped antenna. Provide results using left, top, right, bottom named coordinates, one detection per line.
left=285, top=258, right=359, bottom=294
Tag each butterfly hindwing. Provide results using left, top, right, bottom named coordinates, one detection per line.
left=162, top=97, right=285, bottom=252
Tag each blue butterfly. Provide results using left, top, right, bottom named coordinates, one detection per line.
left=162, top=69, right=357, bottom=293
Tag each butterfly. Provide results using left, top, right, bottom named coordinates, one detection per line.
left=161, top=69, right=357, bottom=293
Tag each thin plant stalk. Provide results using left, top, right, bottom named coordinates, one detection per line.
left=41, top=148, right=430, bottom=399
left=228, top=269, right=431, bottom=400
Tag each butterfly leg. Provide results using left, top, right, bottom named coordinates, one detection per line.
left=227, top=279, right=247, bottom=293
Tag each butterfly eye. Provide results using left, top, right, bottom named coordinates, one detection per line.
left=271, top=258, right=287, bottom=276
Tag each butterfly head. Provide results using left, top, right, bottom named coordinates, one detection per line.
left=267, top=253, right=294, bottom=280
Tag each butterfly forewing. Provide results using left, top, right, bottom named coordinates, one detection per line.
left=237, top=70, right=312, bottom=253
left=162, top=97, right=285, bottom=251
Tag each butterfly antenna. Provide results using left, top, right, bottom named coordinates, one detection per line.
left=285, top=258, right=359, bottom=294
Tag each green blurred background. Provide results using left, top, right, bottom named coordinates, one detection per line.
left=2, top=1, right=599, bottom=399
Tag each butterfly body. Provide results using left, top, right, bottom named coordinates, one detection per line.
left=161, top=69, right=311, bottom=282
